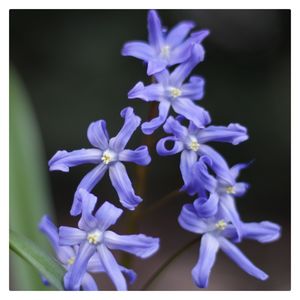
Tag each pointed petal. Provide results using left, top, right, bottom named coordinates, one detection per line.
left=230, top=161, right=252, bottom=180
left=121, top=41, right=155, bottom=61
left=163, top=116, right=188, bottom=139
left=97, top=244, right=127, bottom=291
left=178, top=203, right=208, bottom=234
left=39, top=215, right=59, bottom=250
left=59, top=226, right=86, bottom=246
left=119, top=146, right=151, bottom=166
left=49, top=149, right=101, bottom=172
left=109, top=107, right=141, bottom=151
left=166, top=21, right=195, bottom=47
left=234, top=182, right=250, bottom=197
left=192, top=234, right=219, bottom=288
left=128, top=82, right=164, bottom=102
left=71, top=163, right=108, bottom=216
left=194, top=193, right=219, bottom=218
left=170, top=44, right=205, bottom=86
left=172, top=97, right=211, bottom=128
left=180, top=150, right=197, bottom=190
left=64, top=242, right=96, bottom=290
left=87, top=120, right=109, bottom=150
left=218, top=237, right=268, bottom=281
left=147, top=10, right=163, bottom=49
left=147, top=59, right=168, bottom=75
left=181, top=76, right=205, bottom=100
left=142, top=101, right=170, bottom=135
left=197, top=123, right=248, bottom=145
left=104, top=230, right=159, bottom=258
left=156, top=136, right=184, bottom=156
left=109, top=162, right=142, bottom=210
left=95, top=201, right=123, bottom=231
left=81, top=273, right=98, bottom=291
left=241, top=221, right=281, bottom=243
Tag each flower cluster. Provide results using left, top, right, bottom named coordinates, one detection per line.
left=39, top=10, right=281, bottom=290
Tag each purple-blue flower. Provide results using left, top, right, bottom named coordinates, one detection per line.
left=122, top=10, right=209, bottom=75
left=48, top=107, right=151, bottom=215
left=58, top=189, right=160, bottom=291
left=178, top=200, right=281, bottom=288
left=128, top=44, right=210, bottom=134
left=157, top=116, right=248, bottom=189
left=39, top=215, right=136, bottom=290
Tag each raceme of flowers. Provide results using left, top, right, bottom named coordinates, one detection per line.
left=40, top=10, right=281, bottom=290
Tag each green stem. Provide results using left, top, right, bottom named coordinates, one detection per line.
left=142, top=237, right=200, bottom=290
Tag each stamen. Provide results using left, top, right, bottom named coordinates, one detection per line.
left=226, top=186, right=236, bottom=194
left=87, top=230, right=102, bottom=245
left=161, top=45, right=170, bottom=58
left=101, top=150, right=114, bottom=165
left=189, top=140, right=200, bottom=152
left=169, top=87, right=182, bottom=98
left=215, top=220, right=227, bottom=231
left=67, top=256, right=75, bottom=265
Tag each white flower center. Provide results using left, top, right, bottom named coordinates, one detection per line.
left=215, top=220, right=227, bottom=231
left=226, top=186, right=236, bottom=194
left=161, top=45, right=170, bottom=58
left=169, top=87, right=182, bottom=98
left=67, top=256, right=75, bottom=265
left=188, top=136, right=200, bottom=152
left=101, top=149, right=115, bottom=165
left=87, top=229, right=102, bottom=245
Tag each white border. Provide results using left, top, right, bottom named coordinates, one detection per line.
left=1, top=0, right=298, bottom=299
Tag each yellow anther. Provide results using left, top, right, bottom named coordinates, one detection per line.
left=215, top=220, right=227, bottom=231
left=226, top=186, right=236, bottom=194
left=67, top=256, right=75, bottom=265
left=101, top=151, right=112, bottom=165
left=161, top=45, right=170, bottom=58
left=190, top=140, right=200, bottom=152
left=169, top=87, right=182, bottom=98
left=87, top=230, right=102, bottom=245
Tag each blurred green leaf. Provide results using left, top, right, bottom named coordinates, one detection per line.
left=10, top=230, right=64, bottom=290
left=10, top=68, right=55, bottom=290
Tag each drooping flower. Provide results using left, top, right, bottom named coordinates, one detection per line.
left=48, top=107, right=151, bottom=215
left=156, top=116, right=248, bottom=189
left=58, top=189, right=160, bottom=291
left=128, top=44, right=210, bottom=134
left=39, top=215, right=136, bottom=290
left=122, top=10, right=209, bottom=75
left=178, top=200, right=281, bottom=288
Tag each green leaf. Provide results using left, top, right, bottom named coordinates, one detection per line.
left=10, top=67, right=55, bottom=290
left=10, top=229, right=65, bottom=290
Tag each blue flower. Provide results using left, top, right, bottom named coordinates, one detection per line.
left=128, top=44, right=210, bottom=134
left=58, top=189, right=160, bottom=291
left=178, top=200, right=281, bottom=288
left=157, top=116, right=248, bottom=189
left=122, top=10, right=209, bottom=75
left=48, top=107, right=151, bottom=215
left=39, top=215, right=136, bottom=290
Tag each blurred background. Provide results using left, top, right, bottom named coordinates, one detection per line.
left=9, top=10, right=290, bottom=290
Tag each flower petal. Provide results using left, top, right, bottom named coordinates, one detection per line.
left=59, top=226, right=86, bottom=246
left=192, top=233, right=219, bottom=288
left=172, top=97, right=211, bottom=129
left=104, top=230, right=160, bottom=258
left=163, top=116, right=188, bottom=140
left=119, top=266, right=137, bottom=285
left=147, top=59, right=168, bottom=76
left=166, top=21, right=195, bottom=47
left=49, top=149, right=102, bottom=172
left=180, top=150, right=198, bottom=191
left=71, top=163, right=108, bottom=216
left=64, top=242, right=96, bottom=290
left=95, top=201, right=123, bottom=231
left=181, top=76, right=205, bottom=100
left=81, top=273, right=98, bottom=291
left=241, top=221, right=281, bottom=243
left=234, top=182, right=250, bottom=197
left=230, top=162, right=252, bottom=180
left=109, top=162, right=142, bottom=210
left=87, top=120, right=109, bottom=150
left=194, top=193, right=219, bottom=218
left=121, top=41, right=155, bottom=61
left=128, top=82, right=164, bottom=102
left=178, top=203, right=209, bottom=234
left=170, top=44, right=205, bottom=86
left=142, top=101, right=170, bottom=135
left=197, top=123, right=249, bottom=145
left=109, top=107, right=141, bottom=151
left=156, top=136, right=184, bottom=156
left=218, top=237, right=268, bottom=281
left=97, top=244, right=127, bottom=291
left=119, top=146, right=151, bottom=166
left=147, top=10, right=163, bottom=50
left=39, top=215, right=59, bottom=250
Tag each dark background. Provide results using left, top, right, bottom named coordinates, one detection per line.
left=10, top=9, right=290, bottom=290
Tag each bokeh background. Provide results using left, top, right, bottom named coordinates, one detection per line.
left=9, top=9, right=290, bottom=290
